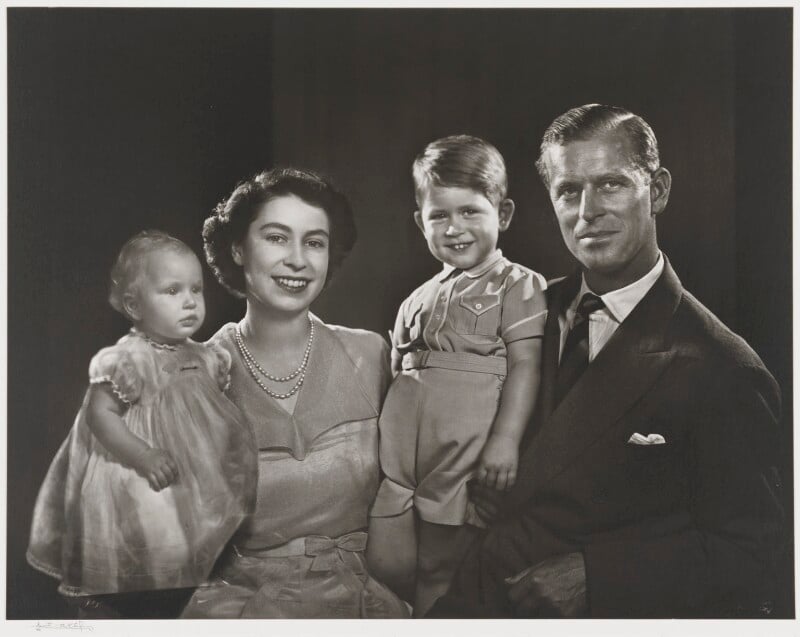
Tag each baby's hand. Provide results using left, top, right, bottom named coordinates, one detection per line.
left=478, top=435, right=519, bottom=492
left=134, top=448, right=179, bottom=491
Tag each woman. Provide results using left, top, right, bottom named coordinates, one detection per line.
left=180, top=168, right=409, bottom=618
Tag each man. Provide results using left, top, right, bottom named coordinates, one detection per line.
left=429, top=104, right=783, bottom=618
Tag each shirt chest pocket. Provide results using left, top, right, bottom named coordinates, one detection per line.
left=452, top=293, right=502, bottom=336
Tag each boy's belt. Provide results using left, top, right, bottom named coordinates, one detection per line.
left=401, top=350, right=507, bottom=375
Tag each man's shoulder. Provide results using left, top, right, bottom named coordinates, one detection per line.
left=672, top=289, right=770, bottom=374
left=542, top=273, right=576, bottom=307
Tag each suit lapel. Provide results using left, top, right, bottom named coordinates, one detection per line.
left=522, top=272, right=579, bottom=446
left=509, top=260, right=684, bottom=507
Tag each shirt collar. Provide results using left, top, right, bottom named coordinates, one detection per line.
left=437, top=249, right=504, bottom=282
left=577, top=252, right=664, bottom=323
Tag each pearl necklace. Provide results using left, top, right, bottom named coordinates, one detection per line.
left=234, top=316, right=314, bottom=400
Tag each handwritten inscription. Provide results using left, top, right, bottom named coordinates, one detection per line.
left=34, top=620, right=94, bottom=632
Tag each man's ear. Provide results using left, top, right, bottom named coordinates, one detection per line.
left=123, top=293, right=141, bottom=322
left=498, top=199, right=515, bottom=231
left=231, top=243, right=243, bottom=266
left=413, top=210, right=425, bottom=234
left=649, top=167, right=672, bottom=216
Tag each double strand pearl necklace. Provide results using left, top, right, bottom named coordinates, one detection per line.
left=234, top=316, right=314, bottom=400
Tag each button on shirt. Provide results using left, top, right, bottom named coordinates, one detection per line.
left=560, top=253, right=665, bottom=362
left=391, top=250, right=548, bottom=371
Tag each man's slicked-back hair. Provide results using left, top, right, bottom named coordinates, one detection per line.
left=535, top=104, right=661, bottom=188
left=413, top=134, right=508, bottom=207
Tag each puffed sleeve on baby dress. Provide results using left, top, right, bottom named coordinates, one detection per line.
left=88, top=346, right=144, bottom=405
left=204, top=341, right=233, bottom=393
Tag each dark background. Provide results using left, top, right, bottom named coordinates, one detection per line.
left=7, top=8, right=793, bottom=619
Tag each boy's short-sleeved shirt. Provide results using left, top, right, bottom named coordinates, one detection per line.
left=391, top=250, right=548, bottom=367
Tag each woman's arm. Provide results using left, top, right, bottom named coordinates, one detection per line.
left=86, top=383, right=178, bottom=491
left=478, top=337, right=542, bottom=491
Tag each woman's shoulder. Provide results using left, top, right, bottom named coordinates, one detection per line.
left=204, top=322, right=238, bottom=352
left=319, top=321, right=389, bottom=360
left=317, top=319, right=391, bottom=410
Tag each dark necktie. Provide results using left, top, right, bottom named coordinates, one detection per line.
left=555, top=293, right=605, bottom=405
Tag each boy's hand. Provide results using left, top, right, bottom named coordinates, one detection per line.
left=135, top=448, right=179, bottom=491
left=478, top=434, right=518, bottom=491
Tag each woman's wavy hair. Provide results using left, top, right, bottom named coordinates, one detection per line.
left=203, top=168, right=357, bottom=298
left=108, top=229, right=195, bottom=320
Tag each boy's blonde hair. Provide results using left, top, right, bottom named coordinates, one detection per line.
left=412, top=135, right=508, bottom=207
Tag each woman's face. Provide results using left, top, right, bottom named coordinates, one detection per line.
left=233, top=195, right=330, bottom=317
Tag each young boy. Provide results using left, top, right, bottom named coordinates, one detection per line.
left=367, top=135, right=547, bottom=616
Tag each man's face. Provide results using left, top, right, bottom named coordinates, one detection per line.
left=542, top=129, right=670, bottom=292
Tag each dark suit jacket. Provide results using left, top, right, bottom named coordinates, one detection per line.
left=430, top=257, right=783, bottom=618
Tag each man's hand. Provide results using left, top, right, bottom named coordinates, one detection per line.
left=467, top=480, right=504, bottom=524
left=505, top=552, right=588, bottom=617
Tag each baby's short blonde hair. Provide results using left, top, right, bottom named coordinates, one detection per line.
left=108, top=230, right=194, bottom=320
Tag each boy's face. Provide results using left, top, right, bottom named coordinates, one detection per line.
left=414, top=185, right=514, bottom=271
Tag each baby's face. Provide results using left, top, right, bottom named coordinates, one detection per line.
left=131, top=249, right=205, bottom=344
left=414, top=185, right=511, bottom=270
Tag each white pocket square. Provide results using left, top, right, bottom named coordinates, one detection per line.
left=627, top=432, right=666, bottom=445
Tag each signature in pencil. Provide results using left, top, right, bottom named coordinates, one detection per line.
left=33, top=620, right=94, bottom=632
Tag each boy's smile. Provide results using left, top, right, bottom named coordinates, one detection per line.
left=414, top=185, right=514, bottom=271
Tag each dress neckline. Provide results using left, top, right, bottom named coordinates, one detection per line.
left=129, top=328, right=183, bottom=351
left=218, top=317, right=381, bottom=460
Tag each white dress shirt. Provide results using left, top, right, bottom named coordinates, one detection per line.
left=559, top=253, right=665, bottom=362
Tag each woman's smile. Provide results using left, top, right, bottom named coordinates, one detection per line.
left=233, top=195, right=330, bottom=317
left=272, top=276, right=311, bottom=293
